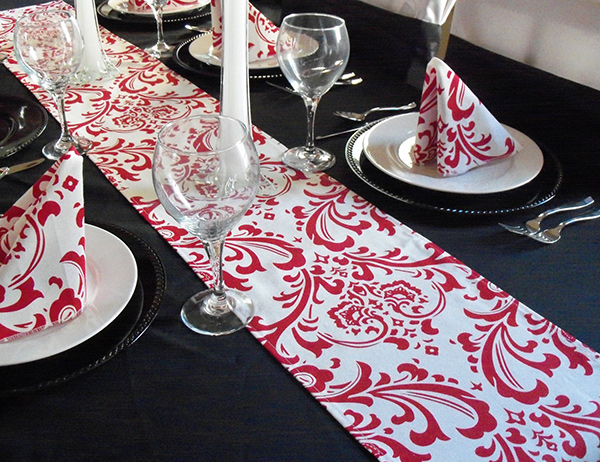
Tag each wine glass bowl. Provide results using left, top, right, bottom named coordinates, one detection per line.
left=143, top=0, right=173, bottom=59
left=14, top=9, right=90, bottom=160
left=152, top=115, right=260, bottom=336
left=276, top=13, right=350, bottom=172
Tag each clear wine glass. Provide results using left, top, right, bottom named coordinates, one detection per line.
left=276, top=13, right=350, bottom=172
left=14, top=9, right=91, bottom=160
left=144, top=0, right=173, bottom=59
left=152, top=115, right=261, bottom=336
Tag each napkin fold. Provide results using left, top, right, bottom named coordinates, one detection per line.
left=0, top=151, right=86, bottom=342
left=358, top=0, right=457, bottom=25
left=127, top=0, right=200, bottom=14
left=209, top=0, right=278, bottom=62
left=410, top=57, right=521, bottom=177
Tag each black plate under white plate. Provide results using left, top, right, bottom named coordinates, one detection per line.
left=173, top=35, right=283, bottom=79
left=345, top=120, right=563, bottom=215
left=97, top=0, right=209, bottom=24
left=0, top=96, right=48, bottom=159
left=0, top=223, right=165, bottom=395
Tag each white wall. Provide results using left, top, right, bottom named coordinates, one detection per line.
left=450, top=0, right=600, bottom=90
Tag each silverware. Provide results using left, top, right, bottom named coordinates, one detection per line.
left=265, top=81, right=297, bottom=95
left=0, top=158, right=45, bottom=179
left=315, top=124, right=370, bottom=140
left=184, top=24, right=210, bottom=33
left=499, top=196, right=594, bottom=235
left=266, top=72, right=363, bottom=95
left=334, top=77, right=363, bottom=86
left=529, top=207, right=600, bottom=244
left=334, top=102, right=417, bottom=121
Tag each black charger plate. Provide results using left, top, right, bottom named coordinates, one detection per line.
left=0, top=96, right=48, bottom=159
left=0, top=223, right=165, bottom=395
left=173, top=35, right=283, bottom=79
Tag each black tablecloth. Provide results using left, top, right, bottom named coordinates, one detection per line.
left=1, top=1, right=599, bottom=461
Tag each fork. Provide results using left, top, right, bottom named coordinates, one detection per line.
left=266, top=72, right=362, bottom=95
left=333, top=102, right=417, bottom=121
left=334, top=72, right=362, bottom=85
left=499, top=196, right=594, bottom=235
left=334, top=77, right=363, bottom=86
left=529, top=207, right=600, bottom=244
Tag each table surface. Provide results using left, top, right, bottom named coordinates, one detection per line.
left=1, top=1, right=599, bottom=461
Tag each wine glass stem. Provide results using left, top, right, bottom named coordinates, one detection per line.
left=152, top=6, right=167, bottom=47
left=303, top=96, right=320, bottom=160
left=203, top=238, right=230, bottom=316
left=50, top=87, right=75, bottom=146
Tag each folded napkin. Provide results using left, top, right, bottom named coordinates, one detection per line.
left=209, top=0, right=279, bottom=62
left=358, top=0, right=456, bottom=25
left=410, top=57, right=521, bottom=177
left=0, top=151, right=86, bottom=342
left=127, top=0, right=201, bottom=14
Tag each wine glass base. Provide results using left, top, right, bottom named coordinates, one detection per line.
left=144, top=42, right=174, bottom=59
left=282, top=146, right=336, bottom=173
left=181, top=289, right=254, bottom=336
left=42, top=136, right=93, bottom=160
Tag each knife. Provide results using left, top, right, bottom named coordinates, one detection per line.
left=0, top=158, right=45, bottom=179
left=315, top=124, right=370, bottom=140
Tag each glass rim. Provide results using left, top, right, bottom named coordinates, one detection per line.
left=156, top=114, right=251, bottom=155
left=281, top=13, right=346, bottom=31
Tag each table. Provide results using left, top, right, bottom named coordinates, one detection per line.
left=1, top=1, right=599, bottom=461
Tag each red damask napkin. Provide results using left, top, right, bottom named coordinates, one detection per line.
left=126, top=0, right=201, bottom=14
left=411, top=57, right=522, bottom=177
left=209, top=0, right=279, bottom=62
left=0, top=151, right=86, bottom=342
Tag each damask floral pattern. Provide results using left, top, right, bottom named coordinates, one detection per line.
left=411, top=57, right=521, bottom=177
left=0, top=152, right=85, bottom=341
left=1, top=3, right=598, bottom=460
left=209, top=0, right=278, bottom=61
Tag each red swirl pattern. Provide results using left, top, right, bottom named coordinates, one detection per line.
left=411, top=58, right=520, bottom=177
left=1, top=3, right=599, bottom=461
left=210, top=0, right=278, bottom=61
left=0, top=152, right=85, bottom=341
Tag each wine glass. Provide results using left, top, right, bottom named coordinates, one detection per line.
left=14, top=9, right=91, bottom=160
left=152, top=115, right=261, bottom=336
left=276, top=13, right=350, bottom=172
left=144, top=0, right=173, bottom=59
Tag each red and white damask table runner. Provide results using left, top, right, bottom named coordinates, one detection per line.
left=1, top=3, right=599, bottom=461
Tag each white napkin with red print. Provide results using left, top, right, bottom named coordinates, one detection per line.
left=126, top=0, right=201, bottom=14
left=410, top=57, right=522, bottom=177
left=209, top=0, right=278, bottom=62
left=0, top=151, right=86, bottom=342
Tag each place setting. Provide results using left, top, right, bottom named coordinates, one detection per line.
left=0, top=146, right=165, bottom=395
left=173, top=0, right=282, bottom=78
left=0, top=9, right=166, bottom=394
left=343, top=57, right=563, bottom=215
left=97, top=0, right=210, bottom=25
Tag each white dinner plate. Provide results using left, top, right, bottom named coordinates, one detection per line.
left=107, top=0, right=209, bottom=16
left=0, top=224, right=138, bottom=366
left=188, top=32, right=280, bottom=70
left=362, top=113, right=544, bottom=195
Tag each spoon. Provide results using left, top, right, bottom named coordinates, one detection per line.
left=184, top=24, right=210, bottom=33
